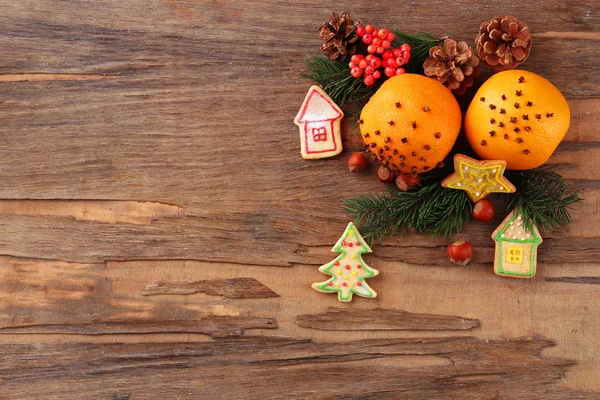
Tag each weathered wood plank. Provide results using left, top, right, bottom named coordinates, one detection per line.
left=0, top=335, right=595, bottom=399
left=0, top=197, right=596, bottom=266
left=4, top=253, right=599, bottom=391
left=297, top=307, right=479, bottom=331
left=141, top=277, right=280, bottom=298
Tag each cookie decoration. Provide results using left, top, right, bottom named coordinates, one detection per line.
left=465, top=70, right=570, bottom=170
left=312, top=222, right=378, bottom=302
left=300, top=12, right=581, bottom=266
left=442, top=154, right=516, bottom=202
left=492, top=210, right=543, bottom=278
left=294, top=85, right=344, bottom=160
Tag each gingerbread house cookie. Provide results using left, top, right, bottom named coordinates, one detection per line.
left=294, top=85, right=344, bottom=159
left=492, top=210, right=543, bottom=278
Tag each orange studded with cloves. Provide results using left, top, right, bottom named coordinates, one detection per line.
left=359, top=74, right=461, bottom=174
left=465, top=70, right=570, bottom=170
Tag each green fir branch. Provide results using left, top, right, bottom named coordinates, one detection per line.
left=504, top=166, right=582, bottom=232
left=301, top=56, right=379, bottom=106
left=343, top=182, right=472, bottom=243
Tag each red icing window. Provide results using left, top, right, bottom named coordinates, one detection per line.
left=312, top=126, right=327, bottom=142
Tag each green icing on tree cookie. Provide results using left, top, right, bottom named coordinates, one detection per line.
left=312, top=222, right=379, bottom=302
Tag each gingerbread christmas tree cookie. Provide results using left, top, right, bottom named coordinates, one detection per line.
left=294, top=85, right=344, bottom=160
left=492, top=210, right=543, bottom=278
left=312, top=222, right=378, bottom=302
left=442, top=154, right=516, bottom=202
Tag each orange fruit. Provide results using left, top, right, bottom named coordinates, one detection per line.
left=465, top=70, right=570, bottom=170
left=360, top=74, right=461, bottom=174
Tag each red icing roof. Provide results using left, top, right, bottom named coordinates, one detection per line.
left=295, top=86, right=343, bottom=123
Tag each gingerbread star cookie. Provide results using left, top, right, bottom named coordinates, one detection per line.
left=442, top=154, right=516, bottom=202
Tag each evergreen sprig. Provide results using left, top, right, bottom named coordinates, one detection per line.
left=504, top=166, right=582, bottom=232
left=301, top=56, right=379, bottom=106
left=343, top=182, right=472, bottom=243
left=345, top=166, right=581, bottom=243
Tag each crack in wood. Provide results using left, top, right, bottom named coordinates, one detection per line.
left=0, top=73, right=121, bottom=82
left=533, top=31, right=600, bottom=40
left=141, top=277, right=279, bottom=298
left=297, top=308, right=480, bottom=331
left=0, top=316, right=277, bottom=335
left=545, top=276, right=600, bottom=284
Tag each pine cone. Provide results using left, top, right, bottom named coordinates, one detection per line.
left=423, top=39, right=480, bottom=95
left=318, top=12, right=361, bottom=61
left=476, top=15, right=532, bottom=71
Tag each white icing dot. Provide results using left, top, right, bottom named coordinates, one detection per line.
left=475, top=192, right=480, bottom=196
left=510, top=221, right=513, bottom=225
left=521, top=238, right=526, bottom=241
left=478, top=178, right=483, bottom=183
left=517, top=216, right=522, bottom=220
left=526, top=233, right=531, bottom=238
left=512, top=236, right=517, bottom=239
left=517, top=222, right=522, bottom=227
left=457, top=182, right=462, bottom=187
left=492, top=169, right=497, bottom=173
left=501, top=234, right=505, bottom=238
left=518, top=231, right=522, bottom=235
left=464, top=166, right=469, bottom=171
left=498, top=186, right=503, bottom=190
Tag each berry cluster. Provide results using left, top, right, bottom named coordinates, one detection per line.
left=349, top=25, right=412, bottom=86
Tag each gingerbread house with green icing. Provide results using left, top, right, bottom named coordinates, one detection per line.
left=492, top=210, right=543, bottom=278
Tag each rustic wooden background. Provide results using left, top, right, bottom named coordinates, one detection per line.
left=0, top=0, right=599, bottom=398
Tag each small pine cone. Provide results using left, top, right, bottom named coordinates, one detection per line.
left=476, top=15, right=532, bottom=71
left=423, top=39, right=480, bottom=95
left=318, top=12, right=361, bottom=61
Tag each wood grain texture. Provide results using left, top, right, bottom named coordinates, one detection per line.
left=0, top=256, right=280, bottom=330
left=0, top=0, right=599, bottom=397
left=0, top=1, right=597, bottom=268
left=0, top=317, right=276, bottom=335
left=1, top=335, right=596, bottom=400
left=0, top=200, right=182, bottom=225
left=141, top=277, right=280, bottom=298
left=297, top=307, right=480, bottom=331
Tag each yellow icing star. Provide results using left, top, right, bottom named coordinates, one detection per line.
left=442, top=154, right=516, bottom=202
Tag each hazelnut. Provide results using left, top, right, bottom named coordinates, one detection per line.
left=348, top=152, right=368, bottom=173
